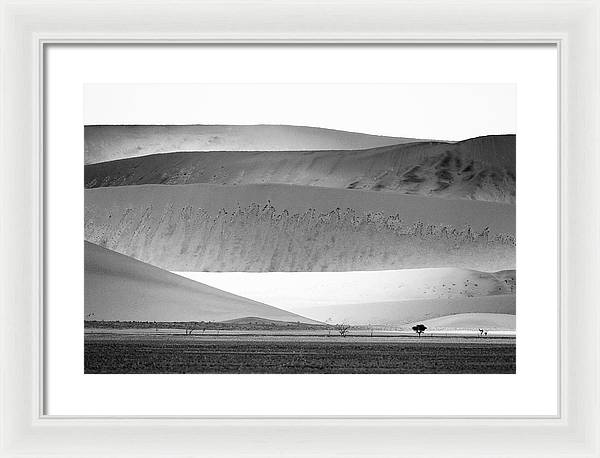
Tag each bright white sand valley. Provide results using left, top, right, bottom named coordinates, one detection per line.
left=174, top=268, right=515, bottom=310
left=174, top=269, right=516, bottom=326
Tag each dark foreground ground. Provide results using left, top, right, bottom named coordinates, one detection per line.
left=85, top=332, right=516, bottom=374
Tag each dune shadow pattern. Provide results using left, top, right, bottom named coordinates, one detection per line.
left=85, top=202, right=515, bottom=272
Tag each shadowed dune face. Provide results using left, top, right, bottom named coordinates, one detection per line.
left=84, top=241, right=320, bottom=323
left=84, top=124, right=422, bottom=164
left=85, top=183, right=515, bottom=272
left=85, top=134, right=515, bottom=203
left=298, top=295, right=516, bottom=326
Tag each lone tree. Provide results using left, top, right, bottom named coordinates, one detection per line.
left=412, top=324, right=427, bottom=337
left=335, top=323, right=351, bottom=337
left=185, top=323, right=196, bottom=335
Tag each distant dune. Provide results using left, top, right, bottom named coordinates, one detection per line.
left=297, top=295, right=516, bottom=326
left=408, top=313, right=515, bottom=331
left=85, top=134, right=515, bottom=203
left=220, top=317, right=323, bottom=326
left=84, top=241, right=319, bottom=323
left=85, top=183, right=515, bottom=272
left=174, top=268, right=516, bottom=313
left=84, top=124, right=421, bottom=164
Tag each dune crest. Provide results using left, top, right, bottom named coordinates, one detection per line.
left=84, top=124, right=421, bottom=164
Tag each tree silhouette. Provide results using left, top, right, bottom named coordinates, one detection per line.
left=185, top=323, right=196, bottom=335
left=412, top=324, right=427, bottom=336
left=335, top=323, right=351, bottom=337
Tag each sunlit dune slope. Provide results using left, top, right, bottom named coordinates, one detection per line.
left=85, top=183, right=515, bottom=272
left=84, top=241, right=320, bottom=323
left=84, top=124, right=421, bottom=164
left=297, top=295, right=516, bottom=326
left=407, top=313, right=515, bottom=331
left=85, top=134, right=515, bottom=203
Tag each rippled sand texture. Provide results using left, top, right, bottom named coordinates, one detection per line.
left=85, top=184, right=515, bottom=272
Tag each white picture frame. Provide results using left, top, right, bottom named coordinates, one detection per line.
left=1, top=0, right=598, bottom=456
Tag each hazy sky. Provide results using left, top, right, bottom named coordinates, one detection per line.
left=85, top=83, right=515, bottom=141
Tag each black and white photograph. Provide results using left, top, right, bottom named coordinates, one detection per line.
left=83, top=83, right=516, bottom=374
left=5, top=0, right=596, bottom=453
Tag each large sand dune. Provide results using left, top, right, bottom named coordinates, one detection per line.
left=85, top=183, right=515, bottom=272
left=297, top=295, right=516, bottom=326
left=85, top=124, right=421, bottom=164
left=84, top=241, right=319, bottom=323
left=85, top=134, right=515, bottom=203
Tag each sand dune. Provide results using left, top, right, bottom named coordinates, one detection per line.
left=220, top=317, right=322, bottom=326
left=84, top=241, right=319, bottom=323
left=174, top=268, right=516, bottom=312
left=85, top=134, right=515, bottom=203
left=297, top=295, right=516, bottom=326
left=84, top=182, right=515, bottom=234
left=85, top=124, right=421, bottom=164
left=85, top=183, right=515, bottom=272
left=408, top=313, right=515, bottom=330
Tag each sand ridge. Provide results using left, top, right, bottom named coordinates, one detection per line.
left=84, top=124, right=423, bottom=164
left=85, top=133, right=515, bottom=203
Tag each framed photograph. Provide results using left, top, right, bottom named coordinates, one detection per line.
left=1, top=1, right=599, bottom=457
